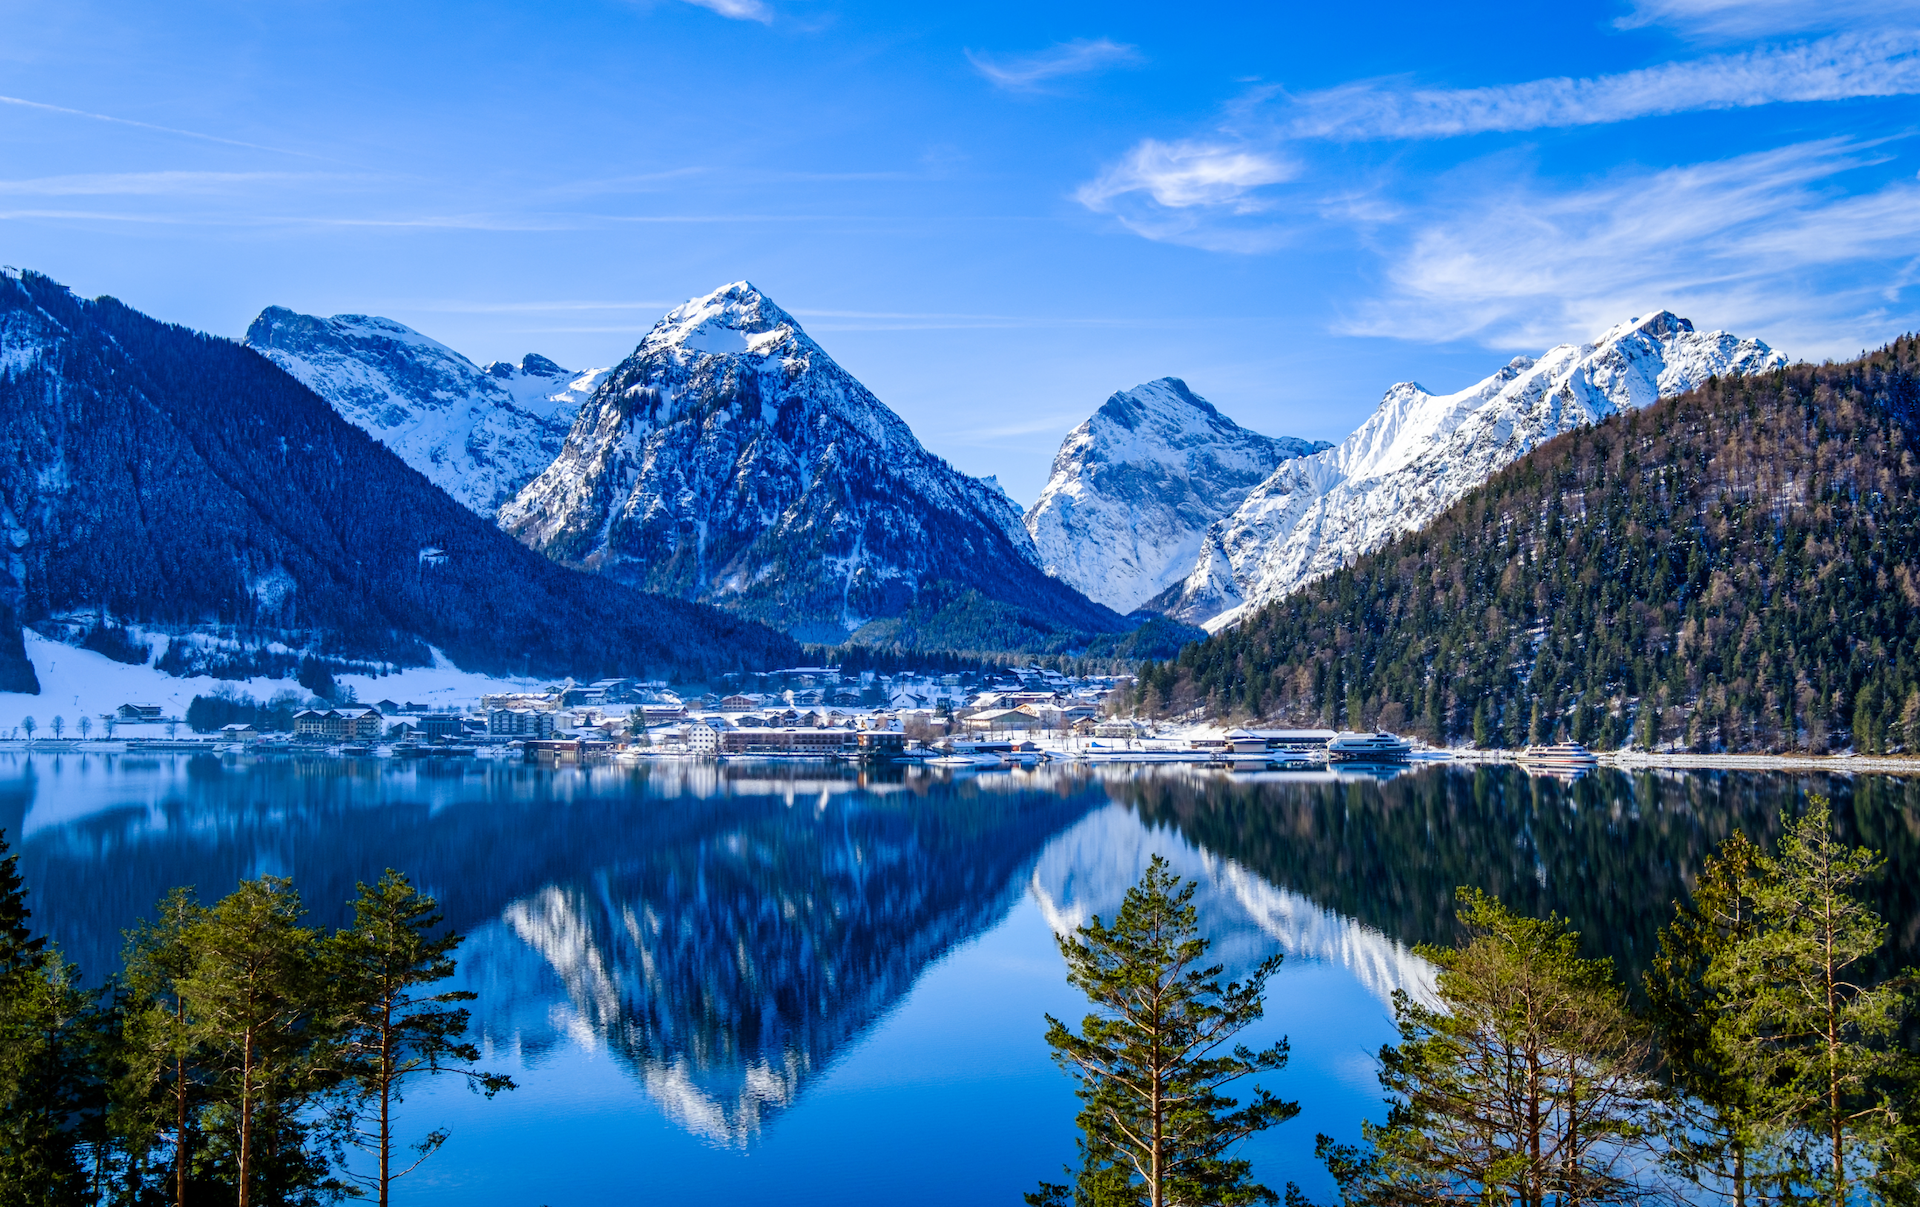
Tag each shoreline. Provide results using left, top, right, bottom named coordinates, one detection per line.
left=1, top=738, right=1917, bottom=777
left=1448, top=747, right=1920, bottom=776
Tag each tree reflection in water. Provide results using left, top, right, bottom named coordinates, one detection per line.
left=5, top=754, right=1916, bottom=1152
left=1108, top=764, right=1920, bottom=983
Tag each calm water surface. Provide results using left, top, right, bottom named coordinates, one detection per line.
left=8, top=754, right=1919, bottom=1206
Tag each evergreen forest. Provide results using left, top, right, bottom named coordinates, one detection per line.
left=1130, top=338, right=1920, bottom=752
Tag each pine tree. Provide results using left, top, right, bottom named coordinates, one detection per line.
left=0, top=953, right=98, bottom=1207
left=1646, top=833, right=1768, bottom=1207
left=0, top=830, right=95, bottom=1206
left=326, top=871, right=512, bottom=1207
left=178, top=878, right=333, bottom=1207
left=118, top=888, right=211, bottom=1207
left=1313, top=889, right=1654, bottom=1207
left=0, top=830, right=44, bottom=992
left=1030, top=856, right=1297, bottom=1207
left=1712, top=799, right=1916, bottom=1204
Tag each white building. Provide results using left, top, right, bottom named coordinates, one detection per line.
left=687, top=720, right=720, bottom=755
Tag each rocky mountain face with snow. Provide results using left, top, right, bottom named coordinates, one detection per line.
left=500, top=282, right=1120, bottom=643
left=1025, top=378, right=1329, bottom=613
left=245, top=308, right=609, bottom=515
left=1156, top=312, right=1788, bottom=631
left=0, top=268, right=797, bottom=687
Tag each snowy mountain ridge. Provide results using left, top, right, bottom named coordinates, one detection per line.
left=1024, top=378, right=1329, bottom=613
left=245, top=308, right=608, bottom=516
left=1161, top=311, right=1788, bottom=631
left=499, top=281, right=1114, bottom=642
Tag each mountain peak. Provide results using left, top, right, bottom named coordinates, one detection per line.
left=1162, top=309, right=1787, bottom=631
left=1026, top=378, right=1327, bottom=613
left=1623, top=310, right=1693, bottom=341
left=501, top=285, right=1115, bottom=643
left=1095, top=378, right=1220, bottom=431
left=653, top=281, right=802, bottom=358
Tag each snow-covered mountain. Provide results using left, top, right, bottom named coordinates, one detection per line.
left=1024, top=378, right=1328, bottom=613
left=500, top=282, right=1118, bottom=642
left=1159, top=312, right=1787, bottom=631
left=245, top=308, right=609, bottom=515
left=0, top=268, right=795, bottom=687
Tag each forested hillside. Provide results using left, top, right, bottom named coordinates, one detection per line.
left=0, top=271, right=798, bottom=686
left=1131, top=337, right=1920, bottom=753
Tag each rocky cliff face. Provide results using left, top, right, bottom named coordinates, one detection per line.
left=1158, top=312, right=1787, bottom=630
left=1025, top=378, right=1328, bottom=613
left=245, top=308, right=608, bottom=515
left=500, top=282, right=1118, bottom=643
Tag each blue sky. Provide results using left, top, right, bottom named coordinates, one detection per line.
left=4, top=0, right=1919, bottom=502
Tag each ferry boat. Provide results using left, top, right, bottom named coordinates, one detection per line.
left=1520, top=741, right=1599, bottom=769
left=927, top=752, right=1004, bottom=768
left=1326, top=731, right=1414, bottom=761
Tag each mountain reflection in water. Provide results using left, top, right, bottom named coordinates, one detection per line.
left=459, top=771, right=1099, bottom=1143
left=1030, top=802, right=1439, bottom=1009
left=6, top=755, right=1917, bottom=1158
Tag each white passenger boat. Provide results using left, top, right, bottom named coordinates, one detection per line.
left=1326, top=731, right=1414, bottom=761
left=927, top=753, right=1004, bottom=768
left=1520, top=741, right=1599, bottom=768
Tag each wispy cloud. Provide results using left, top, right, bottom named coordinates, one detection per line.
left=0, top=171, right=331, bottom=196
left=1615, top=0, right=1920, bottom=37
left=1340, top=139, right=1920, bottom=356
left=397, top=300, right=679, bottom=313
left=1285, top=30, right=1920, bottom=140
left=677, top=0, right=772, bottom=23
left=798, top=310, right=1144, bottom=331
left=0, top=209, right=582, bottom=232
left=1078, top=140, right=1296, bottom=211
left=967, top=38, right=1141, bottom=92
left=1073, top=30, right=1920, bottom=263
left=1073, top=139, right=1300, bottom=251
left=0, top=95, right=329, bottom=159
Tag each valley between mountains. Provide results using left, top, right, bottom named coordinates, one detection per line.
left=3, top=264, right=1915, bottom=752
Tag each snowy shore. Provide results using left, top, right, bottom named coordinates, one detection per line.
left=1450, top=746, right=1920, bottom=776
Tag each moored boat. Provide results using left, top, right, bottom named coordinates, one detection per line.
left=1520, top=741, right=1599, bottom=768
left=1326, top=731, right=1414, bottom=761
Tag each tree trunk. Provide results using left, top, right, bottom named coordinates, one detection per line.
left=379, top=1002, right=394, bottom=1207
left=1527, top=1042, right=1543, bottom=1207
left=1150, top=990, right=1164, bottom=1207
left=238, top=1031, right=253, bottom=1207
left=1825, top=888, right=1844, bottom=1207
left=175, top=1051, right=189, bottom=1207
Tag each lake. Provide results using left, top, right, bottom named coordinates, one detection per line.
left=7, top=754, right=1918, bottom=1205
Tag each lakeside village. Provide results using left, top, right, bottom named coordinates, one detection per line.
left=12, top=660, right=1910, bottom=775
left=0, top=661, right=1513, bottom=770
